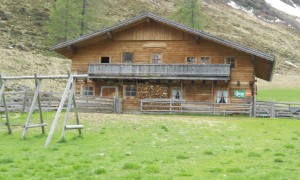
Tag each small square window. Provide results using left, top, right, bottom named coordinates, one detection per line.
left=200, top=57, right=210, bottom=64
left=152, top=53, right=162, bottom=64
left=125, top=86, right=136, bottom=97
left=123, top=52, right=134, bottom=63
left=226, top=57, right=235, bottom=68
left=171, top=88, right=182, bottom=99
left=82, top=86, right=94, bottom=96
left=186, top=57, right=196, bottom=64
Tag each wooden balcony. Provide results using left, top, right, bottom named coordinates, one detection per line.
left=88, top=64, right=231, bottom=80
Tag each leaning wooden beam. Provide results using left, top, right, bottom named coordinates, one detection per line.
left=45, top=76, right=74, bottom=147
left=61, top=81, right=75, bottom=140
left=22, top=78, right=43, bottom=139
left=35, top=74, right=45, bottom=134
left=1, top=74, right=88, bottom=80
left=0, top=77, right=12, bottom=134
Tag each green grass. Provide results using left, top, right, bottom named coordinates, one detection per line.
left=257, top=88, right=300, bottom=102
left=0, top=112, right=300, bottom=179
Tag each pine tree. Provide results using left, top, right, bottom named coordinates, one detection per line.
left=173, top=0, right=206, bottom=30
left=46, top=0, right=82, bottom=45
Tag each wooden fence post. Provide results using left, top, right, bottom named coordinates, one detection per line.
left=35, top=74, right=45, bottom=134
left=270, top=102, right=275, bottom=118
left=0, top=76, right=12, bottom=134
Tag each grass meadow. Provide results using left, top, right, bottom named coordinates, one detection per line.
left=257, top=88, right=300, bottom=102
left=1, top=112, right=300, bottom=179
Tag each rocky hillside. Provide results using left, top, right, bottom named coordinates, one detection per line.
left=0, top=0, right=299, bottom=82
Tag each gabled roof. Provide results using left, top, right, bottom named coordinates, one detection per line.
left=52, top=13, right=276, bottom=81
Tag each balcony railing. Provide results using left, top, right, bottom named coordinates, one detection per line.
left=88, top=64, right=231, bottom=80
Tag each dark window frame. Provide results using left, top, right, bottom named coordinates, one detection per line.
left=226, top=57, right=236, bottom=68
left=123, top=52, right=134, bottom=63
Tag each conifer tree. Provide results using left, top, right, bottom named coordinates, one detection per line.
left=173, top=0, right=206, bottom=30
left=46, top=0, right=82, bottom=45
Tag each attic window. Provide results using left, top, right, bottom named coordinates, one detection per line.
left=123, top=52, right=134, bottom=63
left=226, top=57, right=236, bottom=68
left=186, top=57, right=196, bottom=64
left=152, top=53, right=162, bottom=64
left=201, top=57, right=210, bottom=64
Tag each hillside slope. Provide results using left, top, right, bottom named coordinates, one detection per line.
left=0, top=0, right=299, bottom=87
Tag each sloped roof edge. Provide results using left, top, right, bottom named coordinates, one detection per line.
left=51, top=13, right=275, bottom=61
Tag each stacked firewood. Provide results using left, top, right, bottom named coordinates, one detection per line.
left=137, top=84, right=168, bottom=99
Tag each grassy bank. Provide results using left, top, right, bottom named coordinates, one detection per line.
left=0, top=112, right=300, bottom=179
left=257, top=88, right=300, bottom=102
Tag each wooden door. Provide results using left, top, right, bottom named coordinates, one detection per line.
left=101, top=86, right=118, bottom=97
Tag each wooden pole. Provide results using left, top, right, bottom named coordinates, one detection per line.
left=61, top=81, right=75, bottom=140
left=72, top=79, right=81, bottom=135
left=1, top=74, right=88, bottom=80
left=0, top=76, right=12, bottom=134
left=45, top=75, right=74, bottom=147
left=22, top=79, right=43, bottom=139
left=35, top=74, right=45, bottom=134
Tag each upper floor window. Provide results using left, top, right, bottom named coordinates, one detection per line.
left=123, top=52, right=134, bottom=63
left=200, top=57, right=210, bottom=64
left=226, top=57, right=236, bottom=68
left=125, top=86, right=137, bottom=97
left=186, top=57, right=196, bottom=64
left=82, top=86, right=94, bottom=96
left=152, top=53, right=162, bottom=64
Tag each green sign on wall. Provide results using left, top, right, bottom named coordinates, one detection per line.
left=234, top=90, right=246, bottom=98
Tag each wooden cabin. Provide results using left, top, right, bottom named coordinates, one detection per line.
left=51, top=13, right=275, bottom=114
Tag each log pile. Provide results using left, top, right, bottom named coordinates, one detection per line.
left=137, top=83, right=182, bottom=111
left=137, top=84, right=168, bottom=99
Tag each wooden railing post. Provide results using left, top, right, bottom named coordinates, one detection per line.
left=270, top=102, right=275, bottom=118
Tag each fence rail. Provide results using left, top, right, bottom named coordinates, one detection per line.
left=140, top=99, right=252, bottom=115
left=0, top=91, right=119, bottom=113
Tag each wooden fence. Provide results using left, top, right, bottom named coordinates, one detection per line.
left=256, top=101, right=300, bottom=118
left=0, top=91, right=120, bottom=113
left=140, top=99, right=300, bottom=119
left=1, top=92, right=299, bottom=119
left=140, top=99, right=252, bottom=115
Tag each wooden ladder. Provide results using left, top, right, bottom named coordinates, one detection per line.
left=22, top=74, right=47, bottom=139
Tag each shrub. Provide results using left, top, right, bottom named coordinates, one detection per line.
left=203, top=151, right=214, bottom=155
left=176, top=154, right=189, bottom=159
left=274, top=158, right=284, bottom=163
left=0, top=158, right=13, bottom=164
left=94, top=168, right=106, bottom=175
left=145, top=165, right=160, bottom=173
left=122, top=162, right=141, bottom=170
left=227, top=167, right=243, bottom=173
left=248, top=152, right=261, bottom=158
left=284, top=144, right=295, bottom=149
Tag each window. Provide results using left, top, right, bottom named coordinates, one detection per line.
left=123, top=52, right=134, bottom=63
left=171, top=88, right=182, bottom=99
left=226, top=57, right=235, bottom=68
left=186, top=57, right=196, bottom=64
left=82, top=86, right=94, bottom=96
left=101, top=56, right=110, bottom=63
left=216, top=90, right=229, bottom=104
left=152, top=53, right=162, bottom=64
left=200, top=57, right=210, bottom=64
left=125, top=86, right=136, bottom=97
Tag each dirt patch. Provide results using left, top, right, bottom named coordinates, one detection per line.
left=257, top=74, right=300, bottom=89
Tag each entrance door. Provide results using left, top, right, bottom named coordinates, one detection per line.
left=101, top=86, right=118, bottom=97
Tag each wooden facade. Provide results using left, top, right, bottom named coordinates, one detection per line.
left=52, top=13, right=275, bottom=113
